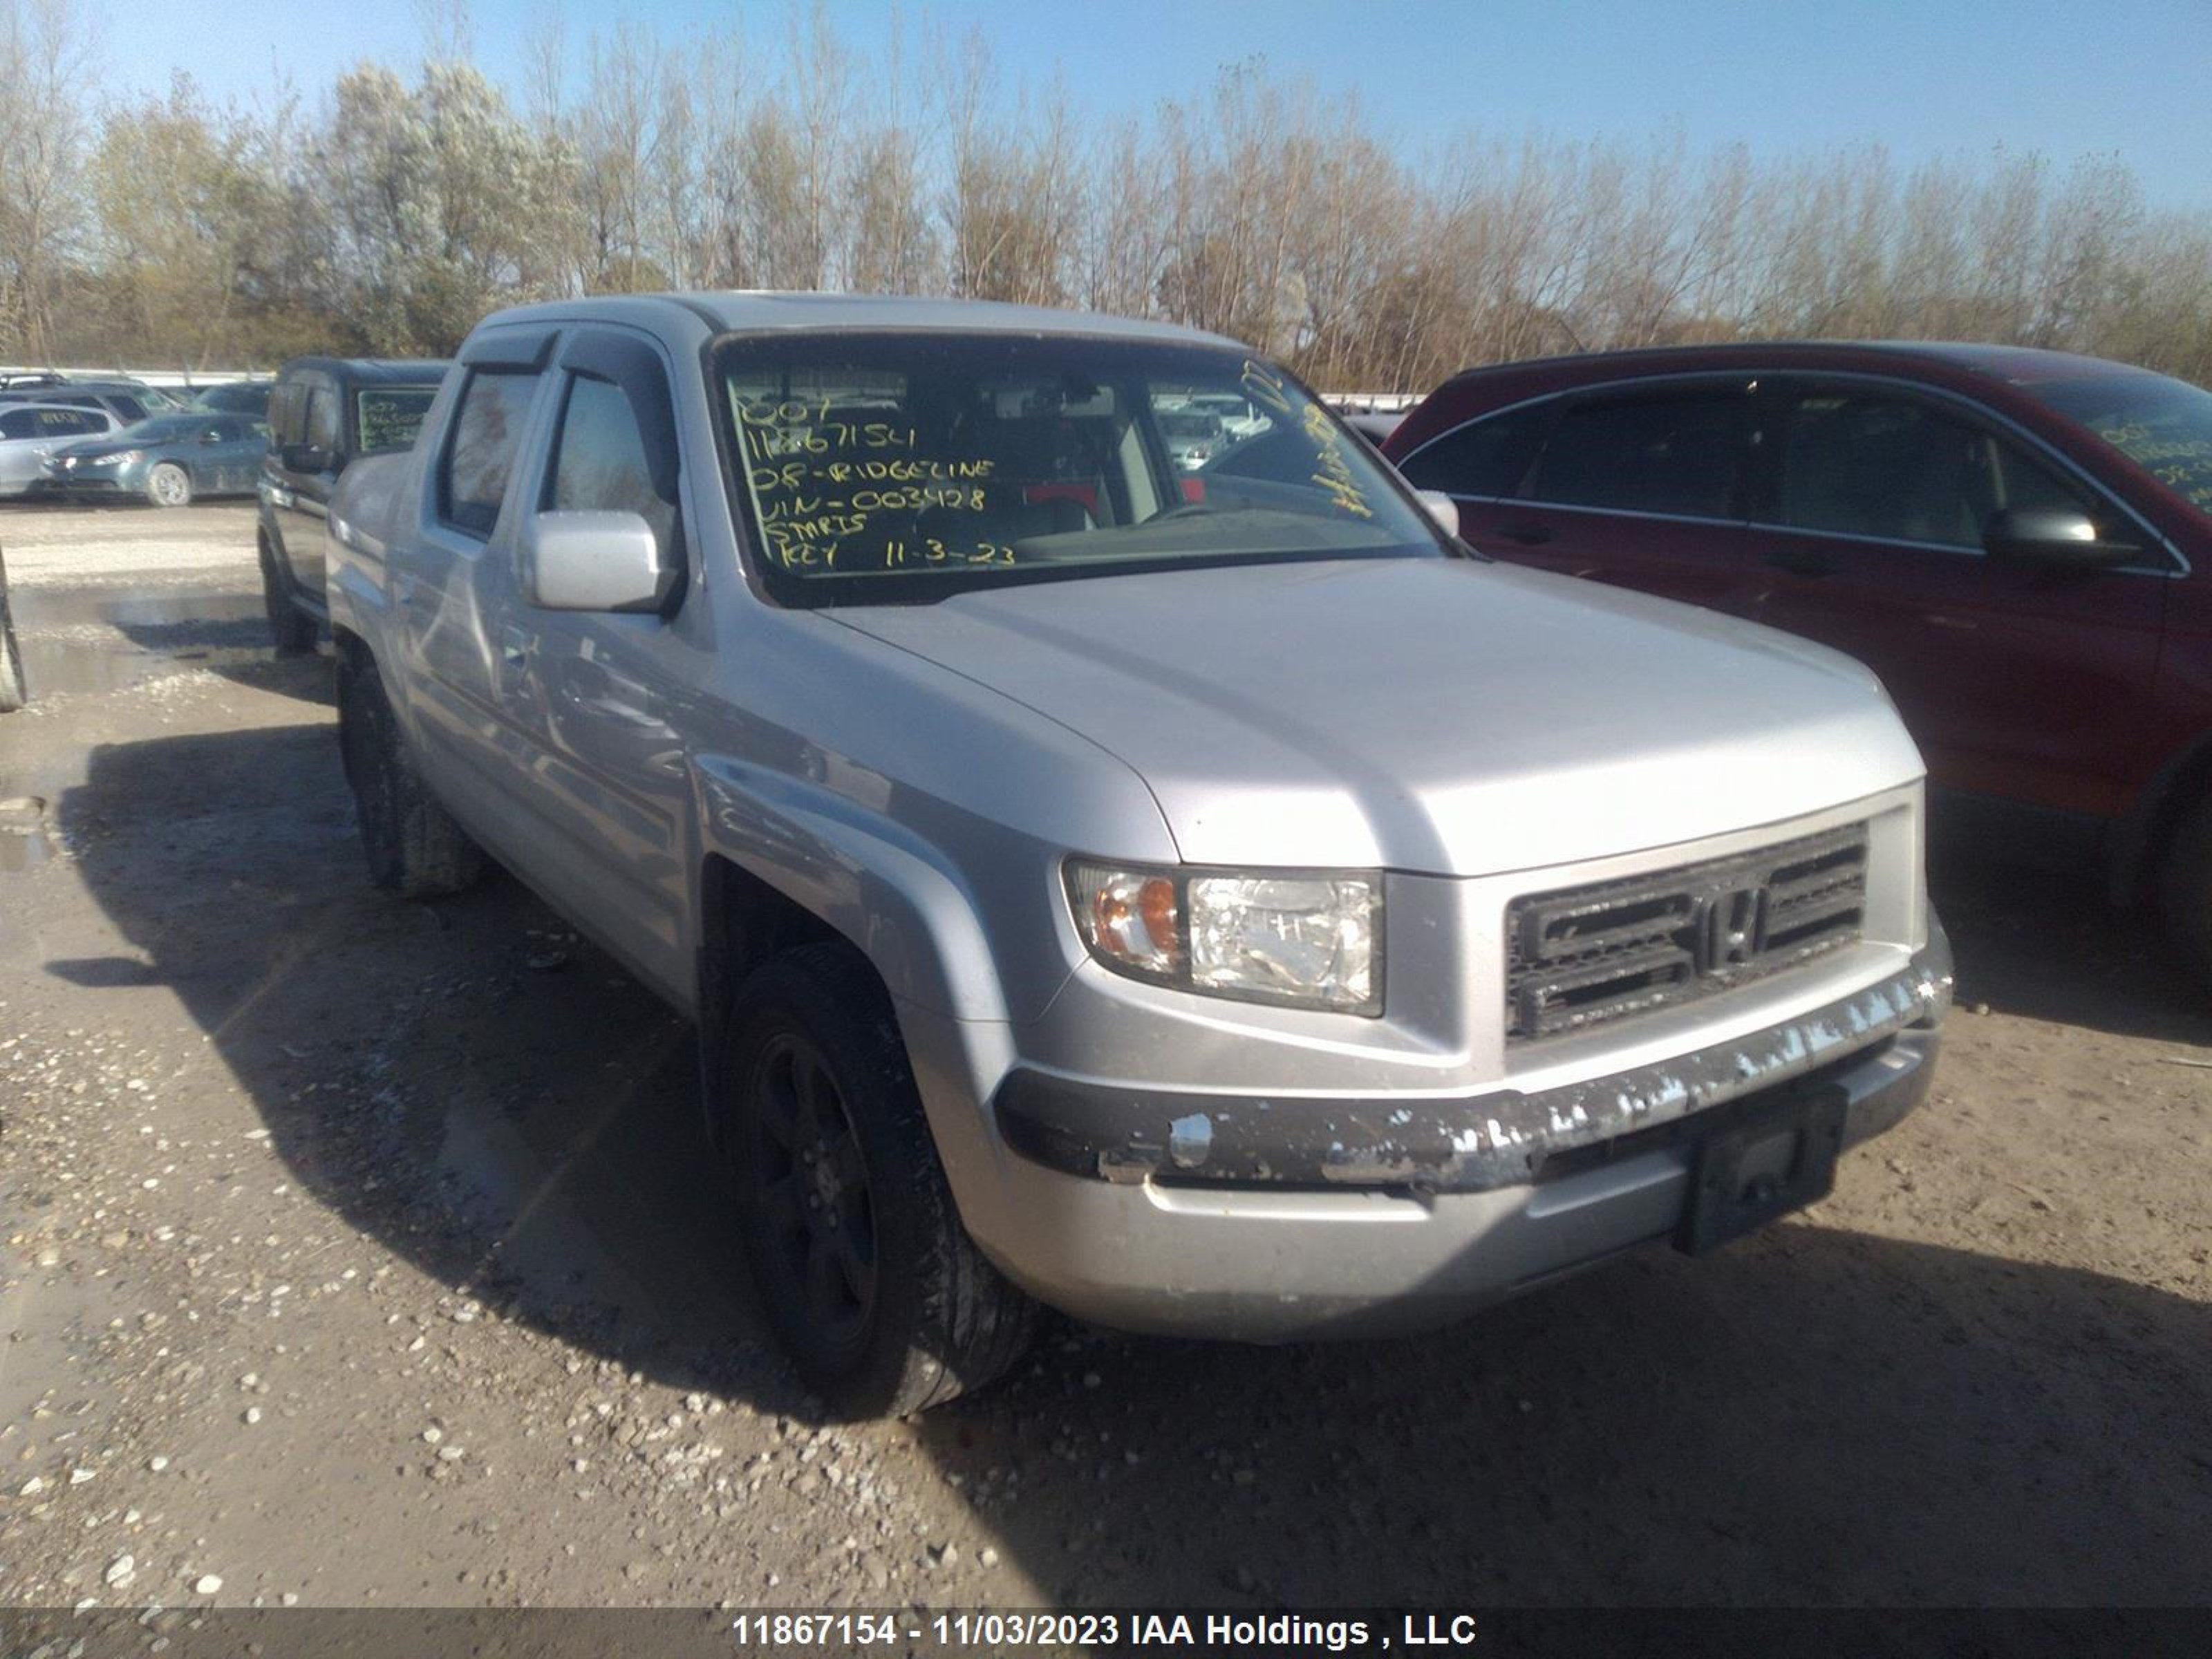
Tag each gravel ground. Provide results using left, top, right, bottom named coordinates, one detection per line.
left=1, top=505, right=2208, bottom=1617
left=1, top=502, right=261, bottom=588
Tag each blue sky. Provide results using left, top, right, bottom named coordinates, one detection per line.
left=104, top=0, right=2212, bottom=210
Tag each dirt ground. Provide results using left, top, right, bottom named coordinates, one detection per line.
left=1, top=502, right=2207, bottom=1617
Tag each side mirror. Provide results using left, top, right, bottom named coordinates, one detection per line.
left=1416, top=489, right=1459, bottom=539
left=525, top=510, right=673, bottom=613
left=282, top=442, right=332, bottom=474
left=1983, top=507, right=2139, bottom=570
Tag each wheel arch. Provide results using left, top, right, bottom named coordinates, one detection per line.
left=2108, top=727, right=2212, bottom=904
left=691, top=776, right=1026, bottom=1158
left=695, top=852, right=847, bottom=1150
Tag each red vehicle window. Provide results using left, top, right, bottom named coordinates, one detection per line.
left=1777, top=392, right=2095, bottom=548
left=1395, top=402, right=1550, bottom=499
left=1528, top=391, right=1745, bottom=518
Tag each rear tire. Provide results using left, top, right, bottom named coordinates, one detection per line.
left=145, top=462, right=192, bottom=508
left=259, top=535, right=317, bottom=656
left=724, top=942, right=1037, bottom=1418
left=336, top=648, right=484, bottom=898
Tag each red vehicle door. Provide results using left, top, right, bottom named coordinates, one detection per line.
left=1741, top=378, right=2169, bottom=820
left=1424, top=377, right=1761, bottom=611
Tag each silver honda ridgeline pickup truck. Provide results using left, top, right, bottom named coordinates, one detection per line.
left=326, top=294, right=1951, bottom=1416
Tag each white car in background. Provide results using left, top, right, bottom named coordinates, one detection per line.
left=0, top=403, right=120, bottom=498
left=1188, top=392, right=1271, bottom=442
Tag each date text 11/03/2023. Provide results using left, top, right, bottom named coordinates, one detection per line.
left=726, top=1612, right=1481, bottom=1649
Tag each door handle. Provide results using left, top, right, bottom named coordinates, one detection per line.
left=1497, top=521, right=1553, bottom=546
left=1765, top=545, right=1833, bottom=578
left=393, top=573, right=418, bottom=608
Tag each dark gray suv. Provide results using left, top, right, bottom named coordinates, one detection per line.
left=257, top=357, right=449, bottom=653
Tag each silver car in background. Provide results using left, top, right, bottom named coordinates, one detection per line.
left=324, top=294, right=1951, bottom=1418
left=0, top=402, right=120, bottom=498
left=42, top=412, right=268, bottom=507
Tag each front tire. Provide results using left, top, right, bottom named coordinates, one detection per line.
left=336, top=648, right=483, bottom=897
left=259, top=535, right=316, bottom=656
left=724, top=943, right=1037, bottom=1417
left=145, top=462, right=192, bottom=508
left=2157, top=792, right=2212, bottom=988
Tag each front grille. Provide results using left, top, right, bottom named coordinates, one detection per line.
left=1505, top=822, right=1869, bottom=1044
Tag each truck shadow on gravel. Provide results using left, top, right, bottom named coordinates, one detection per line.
left=49, top=721, right=2212, bottom=1608
left=1929, top=847, right=2212, bottom=1045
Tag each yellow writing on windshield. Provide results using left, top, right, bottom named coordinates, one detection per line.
left=1240, top=360, right=1294, bottom=418
left=1300, top=401, right=1374, bottom=520
left=2099, top=422, right=2212, bottom=509
left=736, top=393, right=1011, bottom=571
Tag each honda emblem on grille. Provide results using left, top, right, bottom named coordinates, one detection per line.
left=1698, top=884, right=1768, bottom=970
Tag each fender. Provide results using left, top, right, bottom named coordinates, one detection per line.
left=693, top=752, right=1031, bottom=1025
left=327, top=446, right=433, bottom=739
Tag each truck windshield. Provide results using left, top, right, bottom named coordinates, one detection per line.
left=2030, top=371, right=2212, bottom=515
left=715, top=332, right=1445, bottom=603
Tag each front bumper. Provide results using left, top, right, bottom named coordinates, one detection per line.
left=996, top=941, right=1951, bottom=1193
left=952, top=932, right=1951, bottom=1340
left=42, top=469, right=137, bottom=495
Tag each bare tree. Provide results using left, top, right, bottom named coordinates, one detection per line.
left=16, top=8, right=2212, bottom=393
left=844, top=10, right=935, bottom=294
left=0, top=0, right=94, bottom=362
left=412, top=0, right=474, bottom=67
left=944, top=36, right=1076, bottom=306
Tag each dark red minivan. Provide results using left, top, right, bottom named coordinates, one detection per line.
left=1384, top=343, right=2212, bottom=977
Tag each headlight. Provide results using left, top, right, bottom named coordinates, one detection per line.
left=1065, top=858, right=1381, bottom=1014
left=107, top=449, right=143, bottom=466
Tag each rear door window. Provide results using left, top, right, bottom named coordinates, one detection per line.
left=39, top=409, right=104, bottom=437
left=439, top=371, right=543, bottom=538
left=1396, top=402, right=1551, bottom=498
left=1526, top=387, right=1750, bottom=519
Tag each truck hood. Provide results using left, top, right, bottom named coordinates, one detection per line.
left=832, top=556, right=1926, bottom=877
left=49, top=438, right=142, bottom=462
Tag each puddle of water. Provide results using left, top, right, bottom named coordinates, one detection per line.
left=10, top=588, right=265, bottom=696
left=0, top=794, right=53, bottom=872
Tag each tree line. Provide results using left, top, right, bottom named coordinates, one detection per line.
left=4, top=0, right=2209, bottom=391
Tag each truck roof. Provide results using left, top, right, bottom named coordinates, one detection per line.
left=277, top=357, right=451, bottom=384
left=472, top=291, right=1244, bottom=350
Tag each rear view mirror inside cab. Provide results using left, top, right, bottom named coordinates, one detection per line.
left=525, top=510, right=675, bottom=613
left=987, top=379, right=1115, bottom=420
